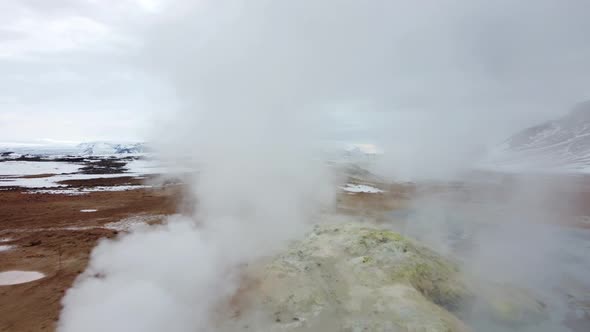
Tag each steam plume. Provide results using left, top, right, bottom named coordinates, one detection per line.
left=58, top=1, right=590, bottom=331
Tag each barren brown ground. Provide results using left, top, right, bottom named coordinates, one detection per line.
left=1, top=173, right=589, bottom=331
left=0, top=176, right=409, bottom=332
left=0, top=179, right=183, bottom=332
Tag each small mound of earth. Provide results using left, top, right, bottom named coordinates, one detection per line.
left=219, top=223, right=471, bottom=332
left=0, top=271, right=45, bottom=286
left=219, top=223, right=549, bottom=332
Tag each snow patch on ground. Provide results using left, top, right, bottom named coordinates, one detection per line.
left=126, top=158, right=196, bottom=175
left=23, top=185, right=151, bottom=195
left=24, top=189, right=88, bottom=195
left=103, top=220, right=146, bottom=232
left=82, top=185, right=152, bottom=192
left=0, top=173, right=140, bottom=188
left=0, top=161, right=82, bottom=176
left=0, top=271, right=45, bottom=286
left=124, top=159, right=168, bottom=174
left=341, top=183, right=384, bottom=193
left=80, top=209, right=98, bottom=213
left=0, top=214, right=170, bottom=235
left=0, top=157, right=191, bottom=189
left=0, top=238, right=12, bottom=243
left=0, top=245, right=15, bottom=252
left=104, top=214, right=167, bottom=232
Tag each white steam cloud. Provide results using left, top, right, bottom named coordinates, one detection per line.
left=395, top=175, right=590, bottom=331
left=58, top=2, right=336, bottom=331
left=58, top=1, right=590, bottom=331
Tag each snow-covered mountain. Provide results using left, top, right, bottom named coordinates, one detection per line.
left=485, top=101, right=590, bottom=173
left=77, top=142, right=146, bottom=155
left=0, top=141, right=147, bottom=157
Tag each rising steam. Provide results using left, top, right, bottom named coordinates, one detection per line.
left=57, top=2, right=337, bottom=331
left=59, top=1, right=590, bottom=331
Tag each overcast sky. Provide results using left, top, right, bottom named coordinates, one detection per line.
left=0, top=0, right=170, bottom=143
left=1, top=0, right=590, bottom=145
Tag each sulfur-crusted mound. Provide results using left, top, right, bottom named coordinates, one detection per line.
left=218, top=223, right=473, bottom=332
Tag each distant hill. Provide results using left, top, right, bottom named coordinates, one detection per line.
left=77, top=142, right=146, bottom=155
left=0, top=141, right=147, bottom=157
left=485, top=101, right=590, bottom=173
